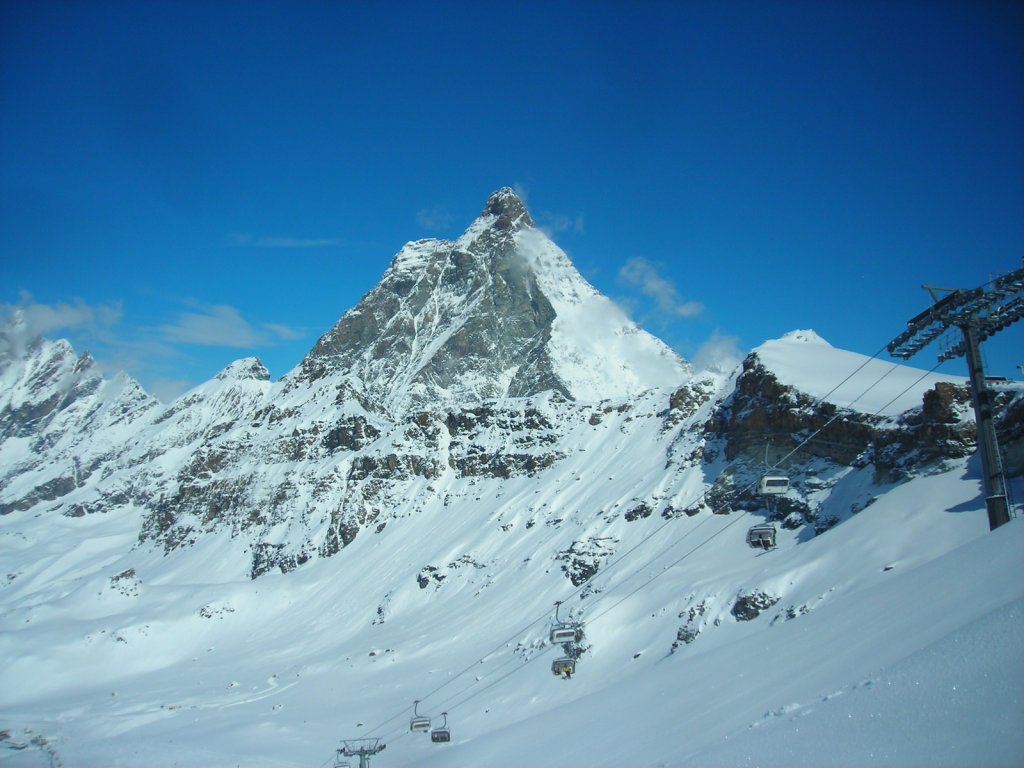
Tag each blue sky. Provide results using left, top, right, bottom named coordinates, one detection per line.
left=2, top=0, right=1022, bottom=401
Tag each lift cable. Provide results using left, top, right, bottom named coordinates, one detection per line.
left=398, top=359, right=953, bottom=746
left=568, top=350, right=915, bottom=615
left=582, top=358, right=948, bottom=631
left=364, top=348, right=946, bottom=743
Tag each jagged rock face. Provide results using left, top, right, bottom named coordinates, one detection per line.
left=0, top=328, right=159, bottom=517
left=292, top=188, right=689, bottom=416
left=698, top=356, right=991, bottom=533
left=705, top=356, right=877, bottom=467
left=872, top=382, right=976, bottom=483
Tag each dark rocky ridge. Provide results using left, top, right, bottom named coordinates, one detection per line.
left=294, top=188, right=571, bottom=414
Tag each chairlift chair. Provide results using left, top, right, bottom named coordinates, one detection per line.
left=550, top=623, right=581, bottom=644
left=430, top=712, right=451, bottom=743
left=549, top=600, right=582, bottom=644
left=409, top=700, right=431, bottom=733
left=551, top=657, right=576, bottom=677
left=759, top=476, right=790, bottom=495
left=746, top=523, right=777, bottom=550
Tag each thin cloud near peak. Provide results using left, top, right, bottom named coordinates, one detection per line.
left=157, top=303, right=304, bottom=348
left=618, top=257, right=703, bottom=318
left=0, top=293, right=124, bottom=354
left=228, top=233, right=345, bottom=249
left=416, top=205, right=455, bottom=232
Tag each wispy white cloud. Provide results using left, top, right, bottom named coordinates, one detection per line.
left=146, top=376, right=194, bottom=403
left=618, top=257, right=703, bottom=318
left=0, top=295, right=306, bottom=403
left=416, top=205, right=455, bottom=232
left=228, top=233, right=345, bottom=248
left=538, top=211, right=585, bottom=237
left=0, top=292, right=123, bottom=356
left=261, top=321, right=307, bottom=342
left=693, top=330, right=744, bottom=373
left=508, top=183, right=585, bottom=237
left=512, top=182, right=530, bottom=204
left=157, top=303, right=303, bottom=348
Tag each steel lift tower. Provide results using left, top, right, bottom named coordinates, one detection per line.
left=887, top=261, right=1024, bottom=531
left=335, top=738, right=386, bottom=768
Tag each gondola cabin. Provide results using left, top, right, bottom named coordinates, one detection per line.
left=551, top=657, right=576, bottom=677
left=746, top=523, right=777, bottom=550
left=759, top=476, right=789, bottom=495
left=550, top=624, right=581, bottom=644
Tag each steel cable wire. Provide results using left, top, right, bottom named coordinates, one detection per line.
left=354, top=348, right=949, bottom=752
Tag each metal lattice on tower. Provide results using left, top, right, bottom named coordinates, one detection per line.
left=335, top=738, right=386, bottom=768
left=887, top=259, right=1024, bottom=531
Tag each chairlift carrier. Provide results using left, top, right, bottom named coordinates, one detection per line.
left=409, top=700, right=430, bottom=733
left=549, top=600, right=583, bottom=644
left=430, top=712, right=451, bottom=743
left=746, top=523, right=777, bottom=550
left=552, top=657, right=576, bottom=677
left=759, top=475, right=790, bottom=495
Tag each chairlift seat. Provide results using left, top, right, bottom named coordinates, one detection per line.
left=759, top=476, right=790, bottom=495
left=430, top=728, right=451, bottom=743
left=410, top=717, right=431, bottom=733
left=746, top=524, right=777, bottom=549
left=550, top=624, right=581, bottom=644
left=551, top=657, right=576, bottom=677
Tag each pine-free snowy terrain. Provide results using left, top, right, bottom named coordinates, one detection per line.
left=2, top=190, right=1022, bottom=768
left=3, top=354, right=1020, bottom=768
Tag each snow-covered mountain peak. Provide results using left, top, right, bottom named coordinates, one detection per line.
left=778, top=328, right=830, bottom=346
left=481, top=186, right=535, bottom=231
left=294, top=188, right=691, bottom=415
left=753, top=329, right=964, bottom=415
left=215, top=356, right=270, bottom=381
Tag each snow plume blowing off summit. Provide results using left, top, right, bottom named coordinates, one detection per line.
left=293, top=187, right=691, bottom=416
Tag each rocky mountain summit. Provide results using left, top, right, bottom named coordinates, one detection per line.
left=0, top=191, right=1019, bottom=586
left=294, top=188, right=689, bottom=416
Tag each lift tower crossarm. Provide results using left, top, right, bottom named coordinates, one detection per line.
left=337, top=738, right=386, bottom=768
left=886, top=260, right=1024, bottom=530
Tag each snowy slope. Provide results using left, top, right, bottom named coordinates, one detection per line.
left=514, top=226, right=691, bottom=403
left=754, top=330, right=966, bottom=416
left=2, top=344, right=1019, bottom=767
